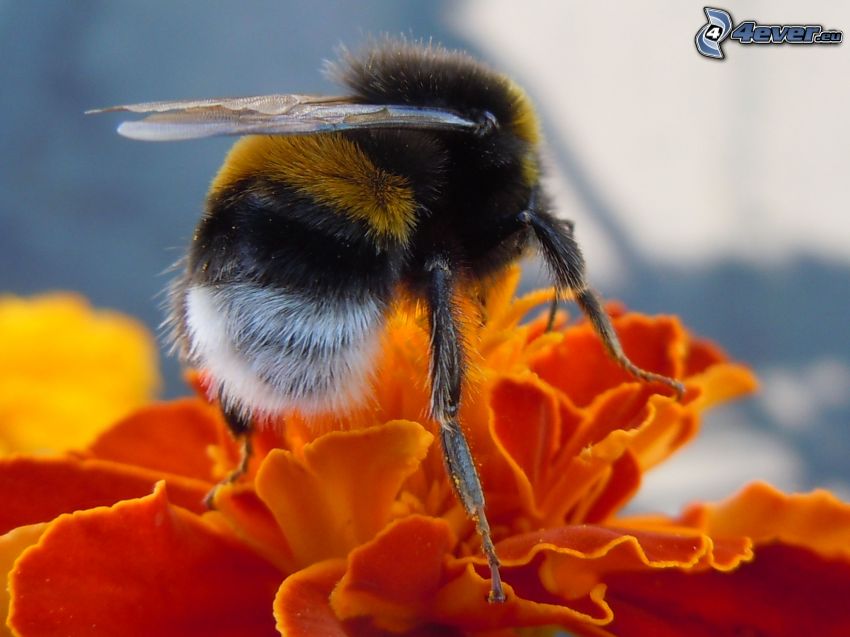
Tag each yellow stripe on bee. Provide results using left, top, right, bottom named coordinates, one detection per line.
left=504, top=79, right=541, bottom=146
left=210, top=134, right=417, bottom=242
left=503, top=79, right=542, bottom=186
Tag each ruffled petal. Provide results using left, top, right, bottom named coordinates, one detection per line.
left=490, top=375, right=563, bottom=517
left=560, top=385, right=657, bottom=461
left=683, top=338, right=728, bottom=377
left=684, top=362, right=758, bottom=412
left=495, top=524, right=750, bottom=586
left=0, top=455, right=209, bottom=534
left=8, top=483, right=281, bottom=637
left=330, top=518, right=749, bottom=634
left=580, top=451, right=642, bottom=524
left=213, top=485, right=296, bottom=575
left=620, top=394, right=692, bottom=473
left=332, top=515, right=457, bottom=632
left=601, top=544, right=850, bottom=637
left=681, top=481, right=850, bottom=560
left=276, top=559, right=464, bottom=637
left=599, top=485, right=850, bottom=636
left=538, top=388, right=658, bottom=525
left=435, top=525, right=748, bottom=634
left=275, top=560, right=350, bottom=636
left=332, top=515, right=612, bottom=634
left=530, top=315, right=685, bottom=407
left=255, top=420, right=433, bottom=568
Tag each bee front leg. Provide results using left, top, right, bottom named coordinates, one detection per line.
left=425, top=255, right=506, bottom=604
left=544, top=293, right=558, bottom=332
left=203, top=405, right=253, bottom=509
left=524, top=208, right=685, bottom=398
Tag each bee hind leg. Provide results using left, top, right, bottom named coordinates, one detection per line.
left=203, top=405, right=253, bottom=509
left=425, top=255, right=505, bottom=604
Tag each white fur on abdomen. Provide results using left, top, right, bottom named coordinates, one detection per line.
left=184, top=283, right=384, bottom=418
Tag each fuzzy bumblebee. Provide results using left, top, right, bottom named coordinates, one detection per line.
left=92, top=39, right=683, bottom=603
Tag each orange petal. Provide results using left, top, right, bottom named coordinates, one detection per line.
left=88, top=398, right=224, bottom=481
left=0, top=523, right=46, bottom=637
left=275, top=560, right=350, bottom=637
left=480, top=265, right=523, bottom=330
left=682, top=481, right=850, bottom=561
left=496, top=524, right=749, bottom=575
left=683, top=337, right=728, bottom=377
left=372, top=316, right=432, bottom=424
left=625, top=395, right=693, bottom=472
left=0, top=455, right=209, bottom=533
left=433, top=560, right=611, bottom=633
left=561, top=385, right=655, bottom=460
left=0, top=293, right=160, bottom=454
left=602, top=543, right=850, bottom=637
left=487, top=374, right=643, bottom=528
left=276, top=559, right=463, bottom=637
left=580, top=451, right=642, bottom=523
left=437, top=526, right=748, bottom=634
left=333, top=515, right=611, bottom=634
left=8, top=483, right=281, bottom=637
left=684, top=362, right=758, bottom=411
left=484, top=286, right=554, bottom=337
left=531, top=315, right=685, bottom=407
left=334, top=518, right=744, bottom=634
left=539, top=431, right=636, bottom=527
left=213, top=485, right=296, bottom=575
left=490, top=376, right=562, bottom=515
left=611, top=315, right=686, bottom=381
left=469, top=524, right=750, bottom=630
left=332, top=515, right=457, bottom=632
left=255, top=420, right=433, bottom=568
left=539, top=387, right=660, bottom=525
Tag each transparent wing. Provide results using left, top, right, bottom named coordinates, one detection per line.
left=87, top=94, right=479, bottom=141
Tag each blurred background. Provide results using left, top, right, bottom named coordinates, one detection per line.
left=1, top=1, right=848, bottom=514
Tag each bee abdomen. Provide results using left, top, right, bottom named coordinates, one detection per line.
left=183, top=282, right=385, bottom=418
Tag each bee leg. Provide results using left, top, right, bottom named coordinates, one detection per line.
left=526, top=210, right=685, bottom=398
left=544, top=293, right=558, bottom=332
left=519, top=195, right=558, bottom=333
left=425, top=255, right=506, bottom=604
left=203, top=406, right=253, bottom=509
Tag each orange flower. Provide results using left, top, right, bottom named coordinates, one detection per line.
left=3, top=272, right=850, bottom=637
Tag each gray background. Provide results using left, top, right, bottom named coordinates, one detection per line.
left=2, top=1, right=848, bottom=513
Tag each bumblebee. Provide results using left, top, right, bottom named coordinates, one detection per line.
left=92, top=39, right=683, bottom=603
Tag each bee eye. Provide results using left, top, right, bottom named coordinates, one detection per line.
left=474, top=111, right=499, bottom=137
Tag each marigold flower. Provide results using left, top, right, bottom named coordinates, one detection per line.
left=3, top=271, right=850, bottom=637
